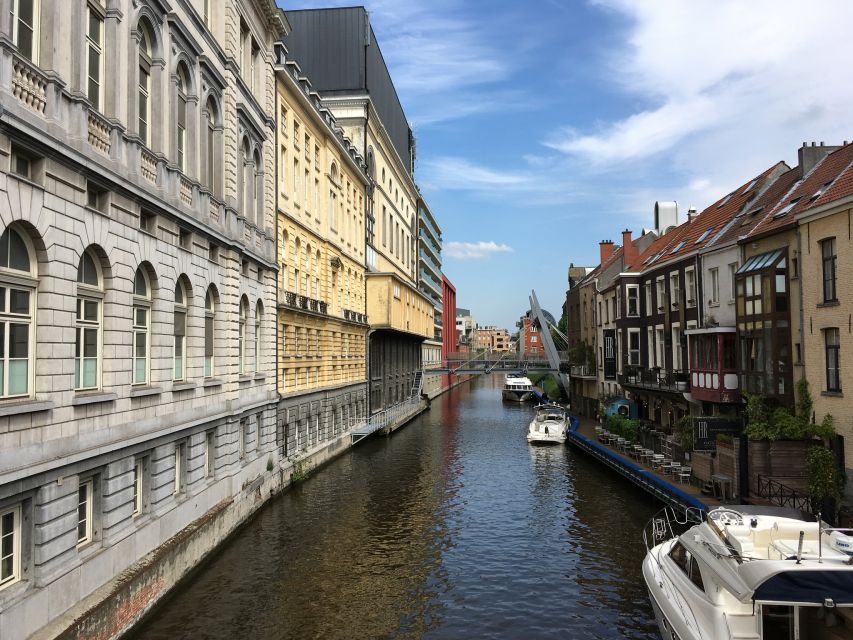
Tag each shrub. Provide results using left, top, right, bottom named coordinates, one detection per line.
left=807, top=446, right=844, bottom=513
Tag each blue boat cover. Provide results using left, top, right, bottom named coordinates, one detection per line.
left=753, top=570, right=853, bottom=604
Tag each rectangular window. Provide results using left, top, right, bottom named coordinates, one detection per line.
left=86, top=5, right=104, bottom=110
left=825, top=327, right=841, bottom=392
left=75, top=297, right=100, bottom=390
left=173, top=307, right=185, bottom=381
left=672, top=324, right=683, bottom=369
left=626, top=285, right=639, bottom=317
left=670, top=273, right=680, bottom=310
left=729, top=263, right=738, bottom=301
left=205, top=431, right=215, bottom=477
left=174, top=442, right=185, bottom=495
left=77, top=479, right=93, bottom=546
left=10, top=146, right=33, bottom=180
left=656, top=326, right=666, bottom=369
left=0, top=504, right=21, bottom=588
left=132, top=304, right=148, bottom=384
left=293, top=159, right=300, bottom=205
left=628, top=329, right=640, bottom=366
left=709, top=268, right=719, bottom=304
left=132, top=460, right=143, bottom=515
left=138, top=63, right=150, bottom=146
left=647, top=326, right=655, bottom=368
left=11, top=0, right=37, bottom=62
left=0, top=285, right=33, bottom=398
left=239, top=419, right=246, bottom=459
left=656, top=277, right=665, bottom=311
left=821, top=238, right=837, bottom=302
left=685, top=268, right=696, bottom=307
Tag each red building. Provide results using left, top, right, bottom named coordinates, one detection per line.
left=441, top=275, right=457, bottom=361
left=521, top=316, right=545, bottom=356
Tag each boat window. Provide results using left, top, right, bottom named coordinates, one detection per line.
left=797, top=605, right=853, bottom=639
left=668, top=542, right=705, bottom=592
left=761, top=605, right=794, bottom=640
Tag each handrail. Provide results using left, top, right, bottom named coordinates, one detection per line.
left=756, top=474, right=810, bottom=512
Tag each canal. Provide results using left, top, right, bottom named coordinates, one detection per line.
left=131, top=377, right=662, bottom=639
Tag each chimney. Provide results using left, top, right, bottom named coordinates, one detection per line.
left=599, top=240, right=615, bottom=264
left=687, top=206, right=698, bottom=222
left=621, top=229, right=638, bottom=268
left=798, top=141, right=842, bottom=178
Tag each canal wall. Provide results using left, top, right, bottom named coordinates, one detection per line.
left=566, top=421, right=708, bottom=513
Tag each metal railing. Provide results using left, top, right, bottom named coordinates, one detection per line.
left=755, top=475, right=811, bottom=512
left=352, top=397, right=424, bottom=444
left=570, top=364, right=596, bottom=377
left=619, top=367, right=690, bottom=393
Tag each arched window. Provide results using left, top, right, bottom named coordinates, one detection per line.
left=133, top=267, right=151, bottom=385
left=204, top=287, right=215, bottom=377
left=241, top=139, right=253, bottom=223
left=173, top=279, right=187, bottom=381
left=238, top=297, right=248, bottom=374
left=138, top=20, right=154, bottom=146
left=205, top=98, right=219, bottom=194
left=75, top=249, right=102, bottom=390
left=254, top=301, right=262, bottom=373
left=0, top=226, right=34, bottom=397
left=253, top=149, right=263, bottom=226
left=175, top=63, right=189, bottom=172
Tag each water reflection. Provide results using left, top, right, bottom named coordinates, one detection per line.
left=132, top=376, right=661, bottom=640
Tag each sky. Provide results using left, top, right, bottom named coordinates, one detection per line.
left=281, top=0, right=853, bottom=331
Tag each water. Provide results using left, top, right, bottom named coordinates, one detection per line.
left=131, top=377, right=662, bottom=639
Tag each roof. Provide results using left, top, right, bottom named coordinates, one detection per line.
left=650, top=163, right=785, bottom=267
left=627, top=222, right=692, bottom=273
left=713, top=165, right=800, bottom=247
left=750, top=142, right=853, bottom=238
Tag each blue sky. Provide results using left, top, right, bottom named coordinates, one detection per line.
left=283, top=0, right=853, bottom=331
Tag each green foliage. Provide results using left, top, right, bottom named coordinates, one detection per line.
left=807, top=446, right=844, bottom=509
left=716, top=433, right=734, bottom=445
left=605, top=414, right=640, bottom=442
left=674, top=416, right=694, bottom=452
left=568, top=341, right=596, bottom=370
left=290, top=459, right=308, bottom=484
left=744, top=386, right=836, bottom=441
left=266, top=456, right=274, bottom=472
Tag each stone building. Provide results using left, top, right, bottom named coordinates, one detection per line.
left=273, top=47, right=370, bottom=461
left=0, top=1, right=284, bottom=637
left=283, top=7, right=433, bottom=413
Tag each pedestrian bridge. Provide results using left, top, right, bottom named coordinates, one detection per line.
left=427, top=351, right=571, bottom=374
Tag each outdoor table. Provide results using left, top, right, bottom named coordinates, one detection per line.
left=712, top=474, right=732, bottom=501
left=651, top=454, right=664, bottom=470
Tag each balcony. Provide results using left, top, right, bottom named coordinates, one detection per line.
left=279, top=289, right=328, bottom=315
left=342, top=309, right=368, bottom=324
left=569, top=364, right=596, bottom=379
left=619, top=367, right=690, bottom=394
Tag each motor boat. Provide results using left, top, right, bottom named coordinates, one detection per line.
left=642, top=505, right=853, bottom=640
left=502, top=374, right=535, bottom=402
left=526, top=404, right=568, bottom=445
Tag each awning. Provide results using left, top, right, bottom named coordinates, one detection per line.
left=736, top=249, right=785, bottom=275
left=754, top=570, right=853, bottom=605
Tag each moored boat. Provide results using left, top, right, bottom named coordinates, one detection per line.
left=502, top=374, right=534, bottom=402
left=642, top=505, right=853, bottom=640
left=526, top=404, right=568, bottom=445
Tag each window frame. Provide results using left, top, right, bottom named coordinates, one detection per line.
left=825, top=327, right=841, bottom=393
left=0, top=227, right=36, bottom=399
left=86, top=3, right=105, bottom=111
left=173, top=280, right=187, bottom=381
left=626, top=284, right=640, bottom=317
left=75, top=250, right=103, bottom=391
left=204, top=288, right=215, bottom=378
left=132, top=459, right=144, bottom=516
left=76, top=478, right=94, bottom=547
left=11, top=0, right=38, bottom=63
left=137, top=21, right=152, bottom=147
left=0, top=503, right=22, bottom=589
left=132, top=268, right=150, bottom=385
left=821, top=237, right=837, bottom=303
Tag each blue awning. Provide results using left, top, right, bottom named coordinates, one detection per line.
left=754, top=570, right=853, bottom=605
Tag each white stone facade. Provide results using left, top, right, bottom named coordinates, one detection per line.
left=0, top=1, right=285, bottom=637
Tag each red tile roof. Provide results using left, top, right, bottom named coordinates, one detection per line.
left=750, top=142, right=853, bottom=238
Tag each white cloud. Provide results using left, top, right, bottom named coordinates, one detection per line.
left=548, top=0, right=853, bottom=168
left=420, top=156, right=532, bottom=190
left=444, top=241, right=514, bottom=260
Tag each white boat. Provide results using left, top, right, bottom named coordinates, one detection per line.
left=643, top=505, right=853, bottom=640
left=526, top=404, right=568, bottom=445
left=502, top=375, right=535, bottom=402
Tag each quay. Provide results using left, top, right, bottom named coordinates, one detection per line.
left=566, top=417, right=719, bottom=513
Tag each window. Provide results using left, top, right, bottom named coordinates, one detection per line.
left=204, top=288, right=215, bottom=377
left=825, top=328, right=841, bottom=392
left=0, top=504, right=21, bottom=588
left=254, top=150, right=263, bottom=226
left=669, top=541, right=705, bottom=592
left=656, top=277, right=665, bottom=311
left=77, top=479, right=93, bottom=546
left=672, top=324, right=683, bottom=369
left=137, top=21, right=153, bottom=146
left=728, top=263, right=738, bottom=301
left=628, top=329, right=640, bottom=366
left=238, top=298, right=247, bottom=374
left=670, top=273, right=680, bottom=310
left=205, top=431, right=215, bottom=477
left=11, top=0, right=37, bottom=62
left=242, top=140, right=253, bottom=222
left=0, top=227, right=33, bottom=398
left=656, top=326, right=666, bottom=369
left=393, top=284, right=401, bottom=299
left=709, top=268, right=719, bottom=304
left=239, top=418, right=247, bottom=459
left=254, top=301, right=262, bottom=373
left=10, top=145, right=34, bottom=181
left=205, top=98, right=220, bottom=195
left=132, top=268, right=150, bottom=385
left=174, top=442, right=185, bottom=495
left=685, top=268, right=696, bottom=307
left=173, top=280, right=187, bottom=381
left=75, top=250, right=101, bottom=390
left=132, top=459, right=144, bottom=515
left=140, top=209, right=155, bottom=233
left=821, top=238, right=837, bottom=302
left=175, top=64, right=189, bottom=172
left=86, top=4, right=104, bottom=110
left=647, top=326, right=655, bottom=367
left=626, top=285, right=639, bottom=317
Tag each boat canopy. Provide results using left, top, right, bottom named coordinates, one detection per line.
left=753, top=569, right=853, bottom=605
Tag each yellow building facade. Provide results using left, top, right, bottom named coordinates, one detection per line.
left=274, top=58, right=370, bottom=454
